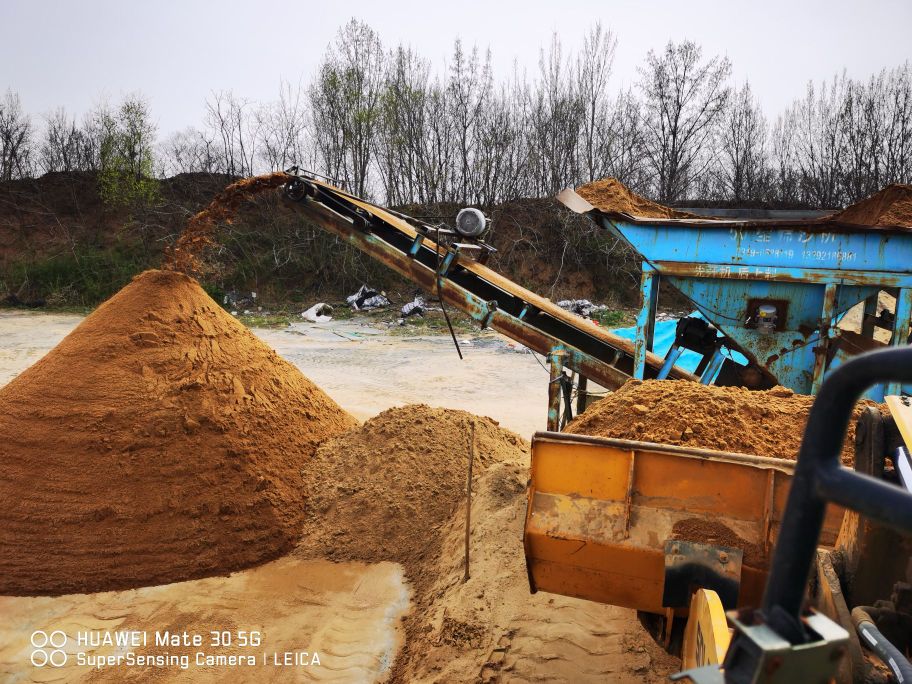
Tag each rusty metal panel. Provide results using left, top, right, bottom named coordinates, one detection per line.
left=524, top=432, right=846, bottom=615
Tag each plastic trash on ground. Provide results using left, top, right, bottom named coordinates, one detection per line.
left=347, top=285, right=390, bottom=311
left=401, top=295, right=425, bottom=318
left=301, top=303, right=333, bottom=323
left=556, top=299, right=607, bottom=318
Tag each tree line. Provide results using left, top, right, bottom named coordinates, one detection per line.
left=2, top=19, right=911, bottom=208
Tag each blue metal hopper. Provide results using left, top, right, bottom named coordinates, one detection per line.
left=559, top=189, right=912, bottom=399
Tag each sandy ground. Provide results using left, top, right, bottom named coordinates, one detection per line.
left=0, top=558, right=409, bottom=682
left=0, top=310, right=672, bottom=683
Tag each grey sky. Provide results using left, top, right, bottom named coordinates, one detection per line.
left=3, top=0, right=911, bottom=136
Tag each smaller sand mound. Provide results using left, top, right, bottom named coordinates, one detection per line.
left=830, top=183, right=912, bottom=228
left=575, top=178, right=699, bottom=219
left=295, top=405, right=528, bottom=580
left=566, top=379, right=867, bottom=464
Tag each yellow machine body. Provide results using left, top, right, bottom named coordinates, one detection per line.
left=682, top=589, right=731, bottom=670
left=523, top=432, right=846, bottom=614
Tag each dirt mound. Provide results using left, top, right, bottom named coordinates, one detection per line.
left=575, top=177, right=699, bottom=219
left=830, top=183, right=912, bottom=228
left=164, top=171, right=289, bottom=274
left=0, top=269, right=356, bottom=595
left=394, top=461, right=680, bottom=682
left=566, top=379, right=867, bottom=464
left=295, top=404, right=528, bottom=578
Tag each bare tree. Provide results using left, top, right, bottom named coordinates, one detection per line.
left=577, top=23, right=617, bottom=182
left=309, top=19, right=384, bottom=197
left=527, top=34, right=584, bottom=197
left=258, top=80, right=311, bottom=172
left=639, top=40, right=731, bottom=202
left=717, top=82, right=768, bottom=202
left=0, top=90, right=34, bottom=180
left=787, top=75, right=849, bottom=207
left=40, top=107, right=85, bottom=173
left=159, top=126, right=220, bottom=175
left=205, top=91, right=260, bottom=177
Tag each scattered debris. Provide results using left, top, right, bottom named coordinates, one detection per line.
left=301, top=302, right=333, bottom=323
left=401, top=295, right=426, bottom=318
left=347, top=284, right=390, bottom=310
left=557, top=299, right=607, bottom=318
left=223, top=290, right=257, bottom=311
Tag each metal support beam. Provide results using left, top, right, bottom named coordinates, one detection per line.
left=657, top=346, right=685, bottom=380
left=700, top=348, right=726, bottom=385
left=576, top=375, right=589, bottom=415
left=861, top=293, right=878, bottom=339
left=886, top=287, right=912, bottom=396
left=547, top=350, right=566, bottom=432
left=634, top=264, right=659, bottom=380
left=811, top=283, right=839, bottom=395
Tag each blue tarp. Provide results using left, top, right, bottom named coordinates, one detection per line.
left=609, top=314, right=748, bottom=374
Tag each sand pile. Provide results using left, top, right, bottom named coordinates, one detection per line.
left=566, top=379, right=867, bottom=464
left=575, top=178, right=699, bottom=219
left=164, top=171, right=289, bottom=274
left=0, top=269, right=356, bottom=595
left=393, top=461, right=680, bottom=682
left=295, top=404, right=528, bottom=579
left=830, top=183, right=912, bottom=228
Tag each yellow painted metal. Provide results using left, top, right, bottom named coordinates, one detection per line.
left=523, top=433, right=846, bottom=614
left=886, top=395, right=912, bottom=448
left=682, top=589, right=731, bottom=670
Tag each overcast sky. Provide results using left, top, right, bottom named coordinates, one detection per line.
left=3, top=0, right=911, bottom=136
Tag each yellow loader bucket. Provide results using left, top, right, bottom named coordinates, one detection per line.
left=523, top=432, right=845, bottom=615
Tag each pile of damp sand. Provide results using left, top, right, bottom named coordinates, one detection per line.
left=578, top=177, right=912, bottom=229
left=575, top=177, right=699, bottom=219
left=0, top=269, right=356, bottom=595
left=294, top=404, right=528, bottom=581
left=294, top=407, right=679, bottom=682
left=830, top=183, right=912, bottom=228
left=566, top=379, right=868, bottom=464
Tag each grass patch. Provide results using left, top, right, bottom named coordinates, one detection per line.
left=592, top=309, right=634, bottom=328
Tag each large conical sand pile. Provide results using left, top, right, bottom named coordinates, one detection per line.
left=0, top=269, right=356, bottom=595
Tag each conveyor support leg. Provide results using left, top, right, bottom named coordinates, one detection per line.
left=634, top=264, right=659, bottom=380
left=886, top=288, right=912, bottom=396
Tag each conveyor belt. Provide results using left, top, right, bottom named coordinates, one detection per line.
left=282, top=172, right=695, bottom=390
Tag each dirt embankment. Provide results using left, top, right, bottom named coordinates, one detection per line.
left=566, top=379, right=869, bottom=464
left=0, top=268, right=356, bottom=595
left=0, top=172, right=642, bottom=308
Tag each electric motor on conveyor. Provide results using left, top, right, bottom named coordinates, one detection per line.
left=559, top=184, right=912, bottom=400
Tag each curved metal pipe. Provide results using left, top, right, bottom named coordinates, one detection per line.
left=761, top=347, right=912, bottom=634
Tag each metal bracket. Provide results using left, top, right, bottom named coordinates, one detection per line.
left=722, top=608, right=849, bottom=684
left=663, top=540, right=743, bottom=609
left=481, top=300, right=498, bottom=329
